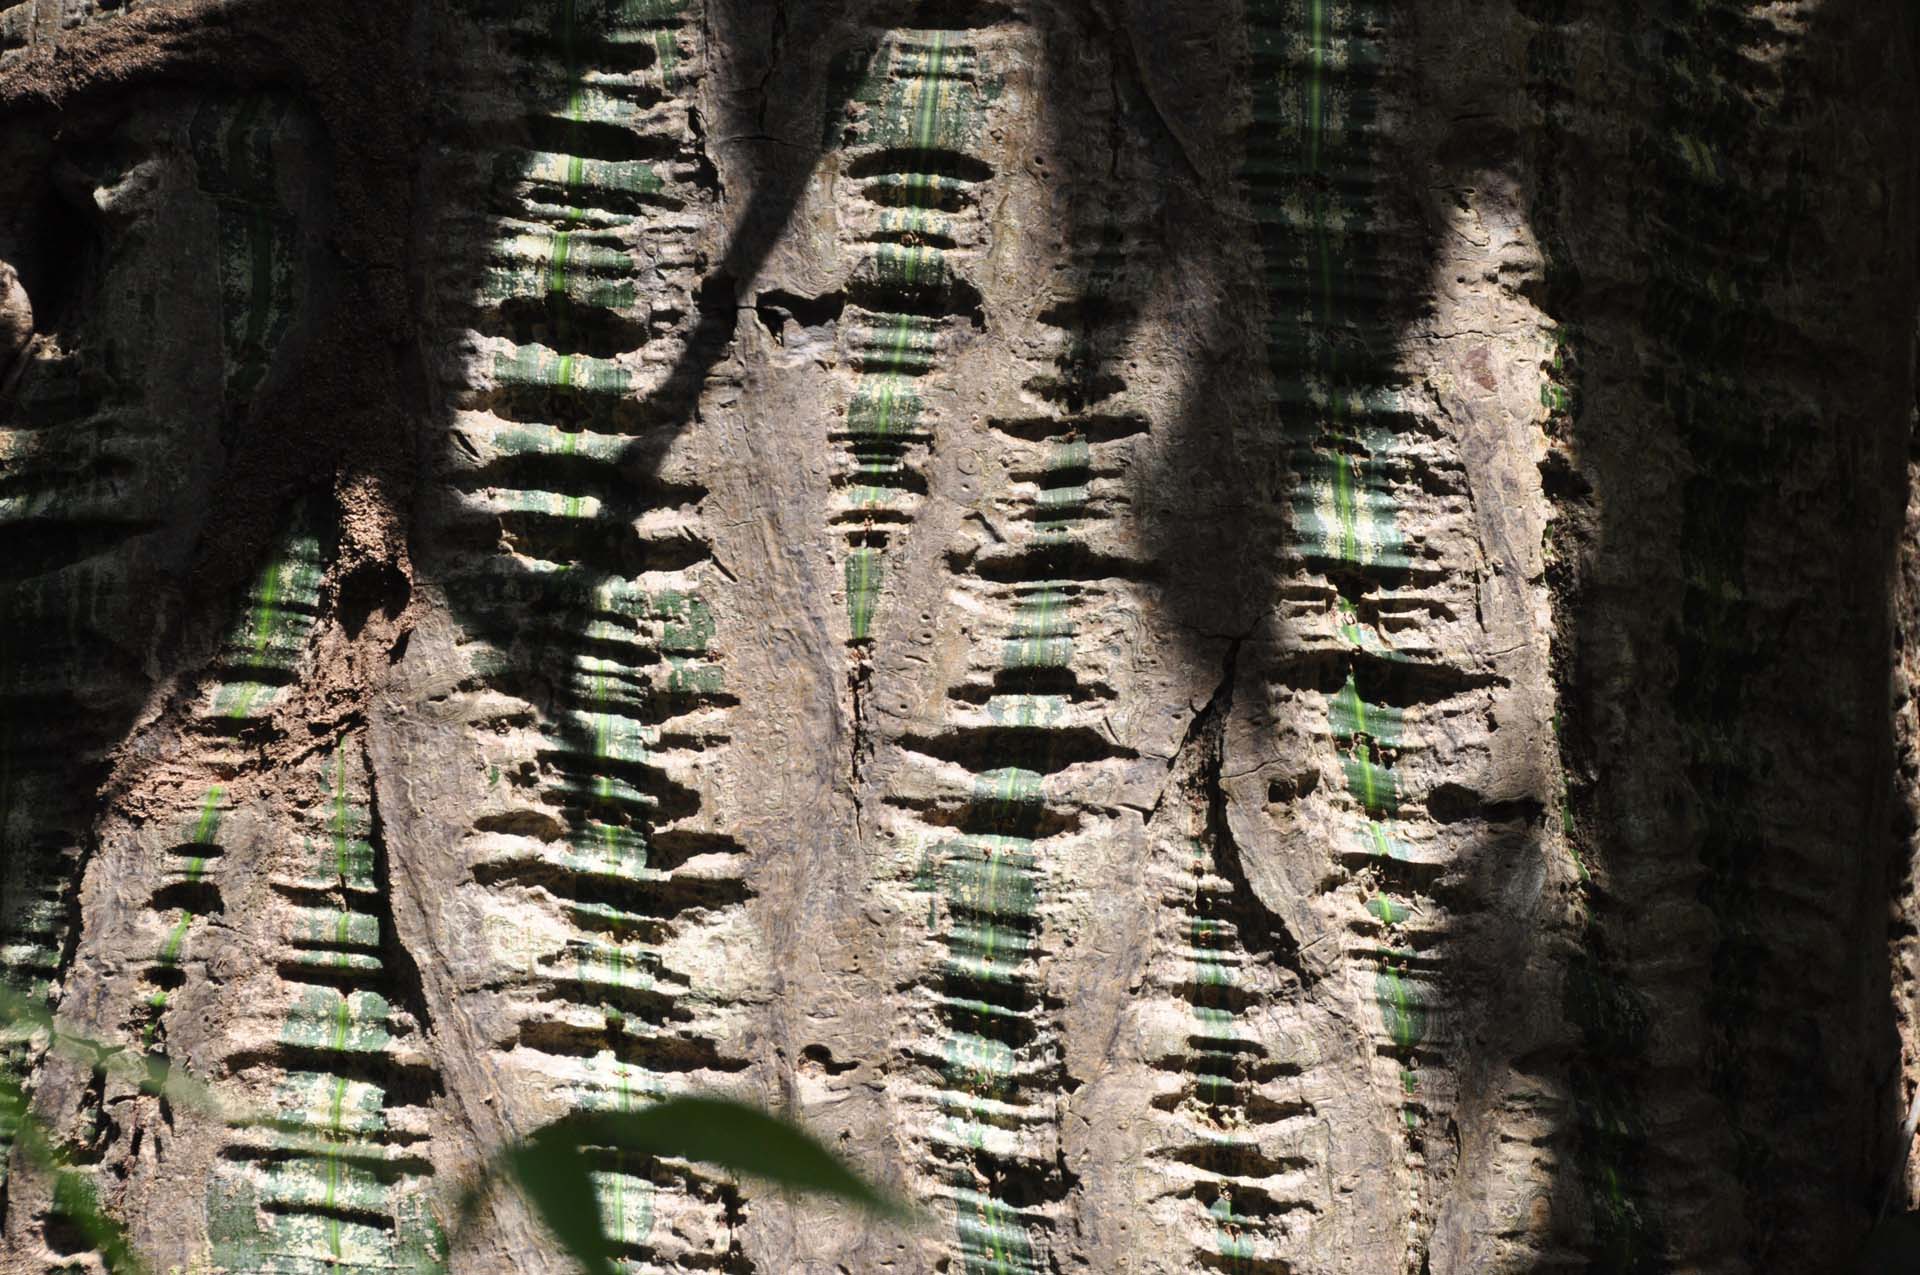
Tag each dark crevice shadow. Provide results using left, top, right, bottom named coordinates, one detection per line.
left=1063, top=0, right=1518, bottom=1266
left=424, top=0, right=867, bottom=771
left=1520, top=0, right=1920, bottom=1270
left=1120, top=0, right=1594, bottom=1269
left=409, top=0, right=878, bottom=1264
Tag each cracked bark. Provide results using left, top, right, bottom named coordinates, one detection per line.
left=0, top=0, right=1916, bottom=1273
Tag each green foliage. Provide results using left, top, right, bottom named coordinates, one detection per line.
left=0, top=1042, right=147, bottom=1274
left=3, top=990, right=904, bottom=1275
left=0, top=986, right=219, bottom=1116
left=477, top=1097, right=912, bottom=1275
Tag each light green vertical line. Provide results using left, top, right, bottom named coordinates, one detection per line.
left=157, top=912, right=195, bottom=970
left=324, top=1070, right=349, bottom=1259
left=331, top=741, right=351, bottom=881
left=905, top=33, right=947, bottom=284
left=249, top=549, right=285, bottom=666
left=223, top=539, right=298, bottom=721
left=1334, top=453, right=1357, bottom=562
left=847, top=548, right=881, bottom=641
left=145, top=786, right=225, bottom=1039
left=191, top=783, right=225, bottom=851
left=913, top=34, right=948, bottom=156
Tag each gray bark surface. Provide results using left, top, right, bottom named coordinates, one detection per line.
left=0, top=1, right=1916, bottom=1272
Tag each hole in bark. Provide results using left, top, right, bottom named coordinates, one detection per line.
left=150, top=881, right=223, bottom=915
left=753, top=288, right=844, bottom=343
left=15, top=181, right=94, bottom=335
left=339, top=560, right=409, bottom=637
left=1425, top=782, right=1480, bottom=824
left=799, top=1043, right=857, bottom=1075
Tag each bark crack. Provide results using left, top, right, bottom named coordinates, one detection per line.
left=1184, top=637, right=1307, bottom=983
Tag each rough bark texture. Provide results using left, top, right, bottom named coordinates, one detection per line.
left=0, top=1, right=1916, bottom=1273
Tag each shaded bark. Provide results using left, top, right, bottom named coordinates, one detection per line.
left=0, top=1, right=1916, bottom=1272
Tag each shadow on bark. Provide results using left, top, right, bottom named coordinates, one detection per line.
left=1519, top=0, right=1919, bottom=1269
left=1121, top=0, right=1555, bottom=1268
left=2, top=0, right=1915, bottom=1269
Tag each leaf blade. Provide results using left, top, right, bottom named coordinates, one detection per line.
left=1, top=1067, right=148, bottom=1275
left=538, top=1096, right=911, bottom=1221
left=504, top=1140, right=616, bottom=1275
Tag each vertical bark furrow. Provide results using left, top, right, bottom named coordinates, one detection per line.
left=858, top=21, right=1149, bottom=1264
left=890, top=496, right=1096, bottom=1271
left=0, top=88, right=322, bottom=1205
left=1558, top=1, right=1862, bottom=1264
left=1243, top=0, right=1513, bottom=1266
left=25, top=500, right=443, bottom=1274
left=889, top=364, right=1084, bottom=1267
left=424, top=0, right=753, bottom=1266
left=1636, top=17, right=1805, bottom=1259
left=1522, top=0, right=1916, bottom=1263
left=1516, top=2, right=1657, bottom=1267
left=204, top=737, right=443, bottom=1275
left=1134, top=705, right=1323, bottom=1274
left=133, top=509, right=329, bottom=1049
left=829, top=26, right=992, bottom=647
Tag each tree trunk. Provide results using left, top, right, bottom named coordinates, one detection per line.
left=1, top=0, right=1916, bottom=1271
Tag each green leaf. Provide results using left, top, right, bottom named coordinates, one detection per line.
left=535, top=1096, right=910, bottom=1220
left=504, top=1140, right=615, bottom=1275
left=0, top=984, right=223, bottom=1119
left=496, top=1096, right=911, bottom=1275
left=51, top=1166, right=148, bottom=1275
left=125, top=1051, right=222, bottom=1117
left=0, top=984, right=53, bottom=1035
left=0, top=1069, right=26, bottom=1146
left=1, top=1063, right=147, bottom=1274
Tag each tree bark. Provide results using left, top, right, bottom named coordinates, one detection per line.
left=0, top=1, right=1916, bottom=1271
